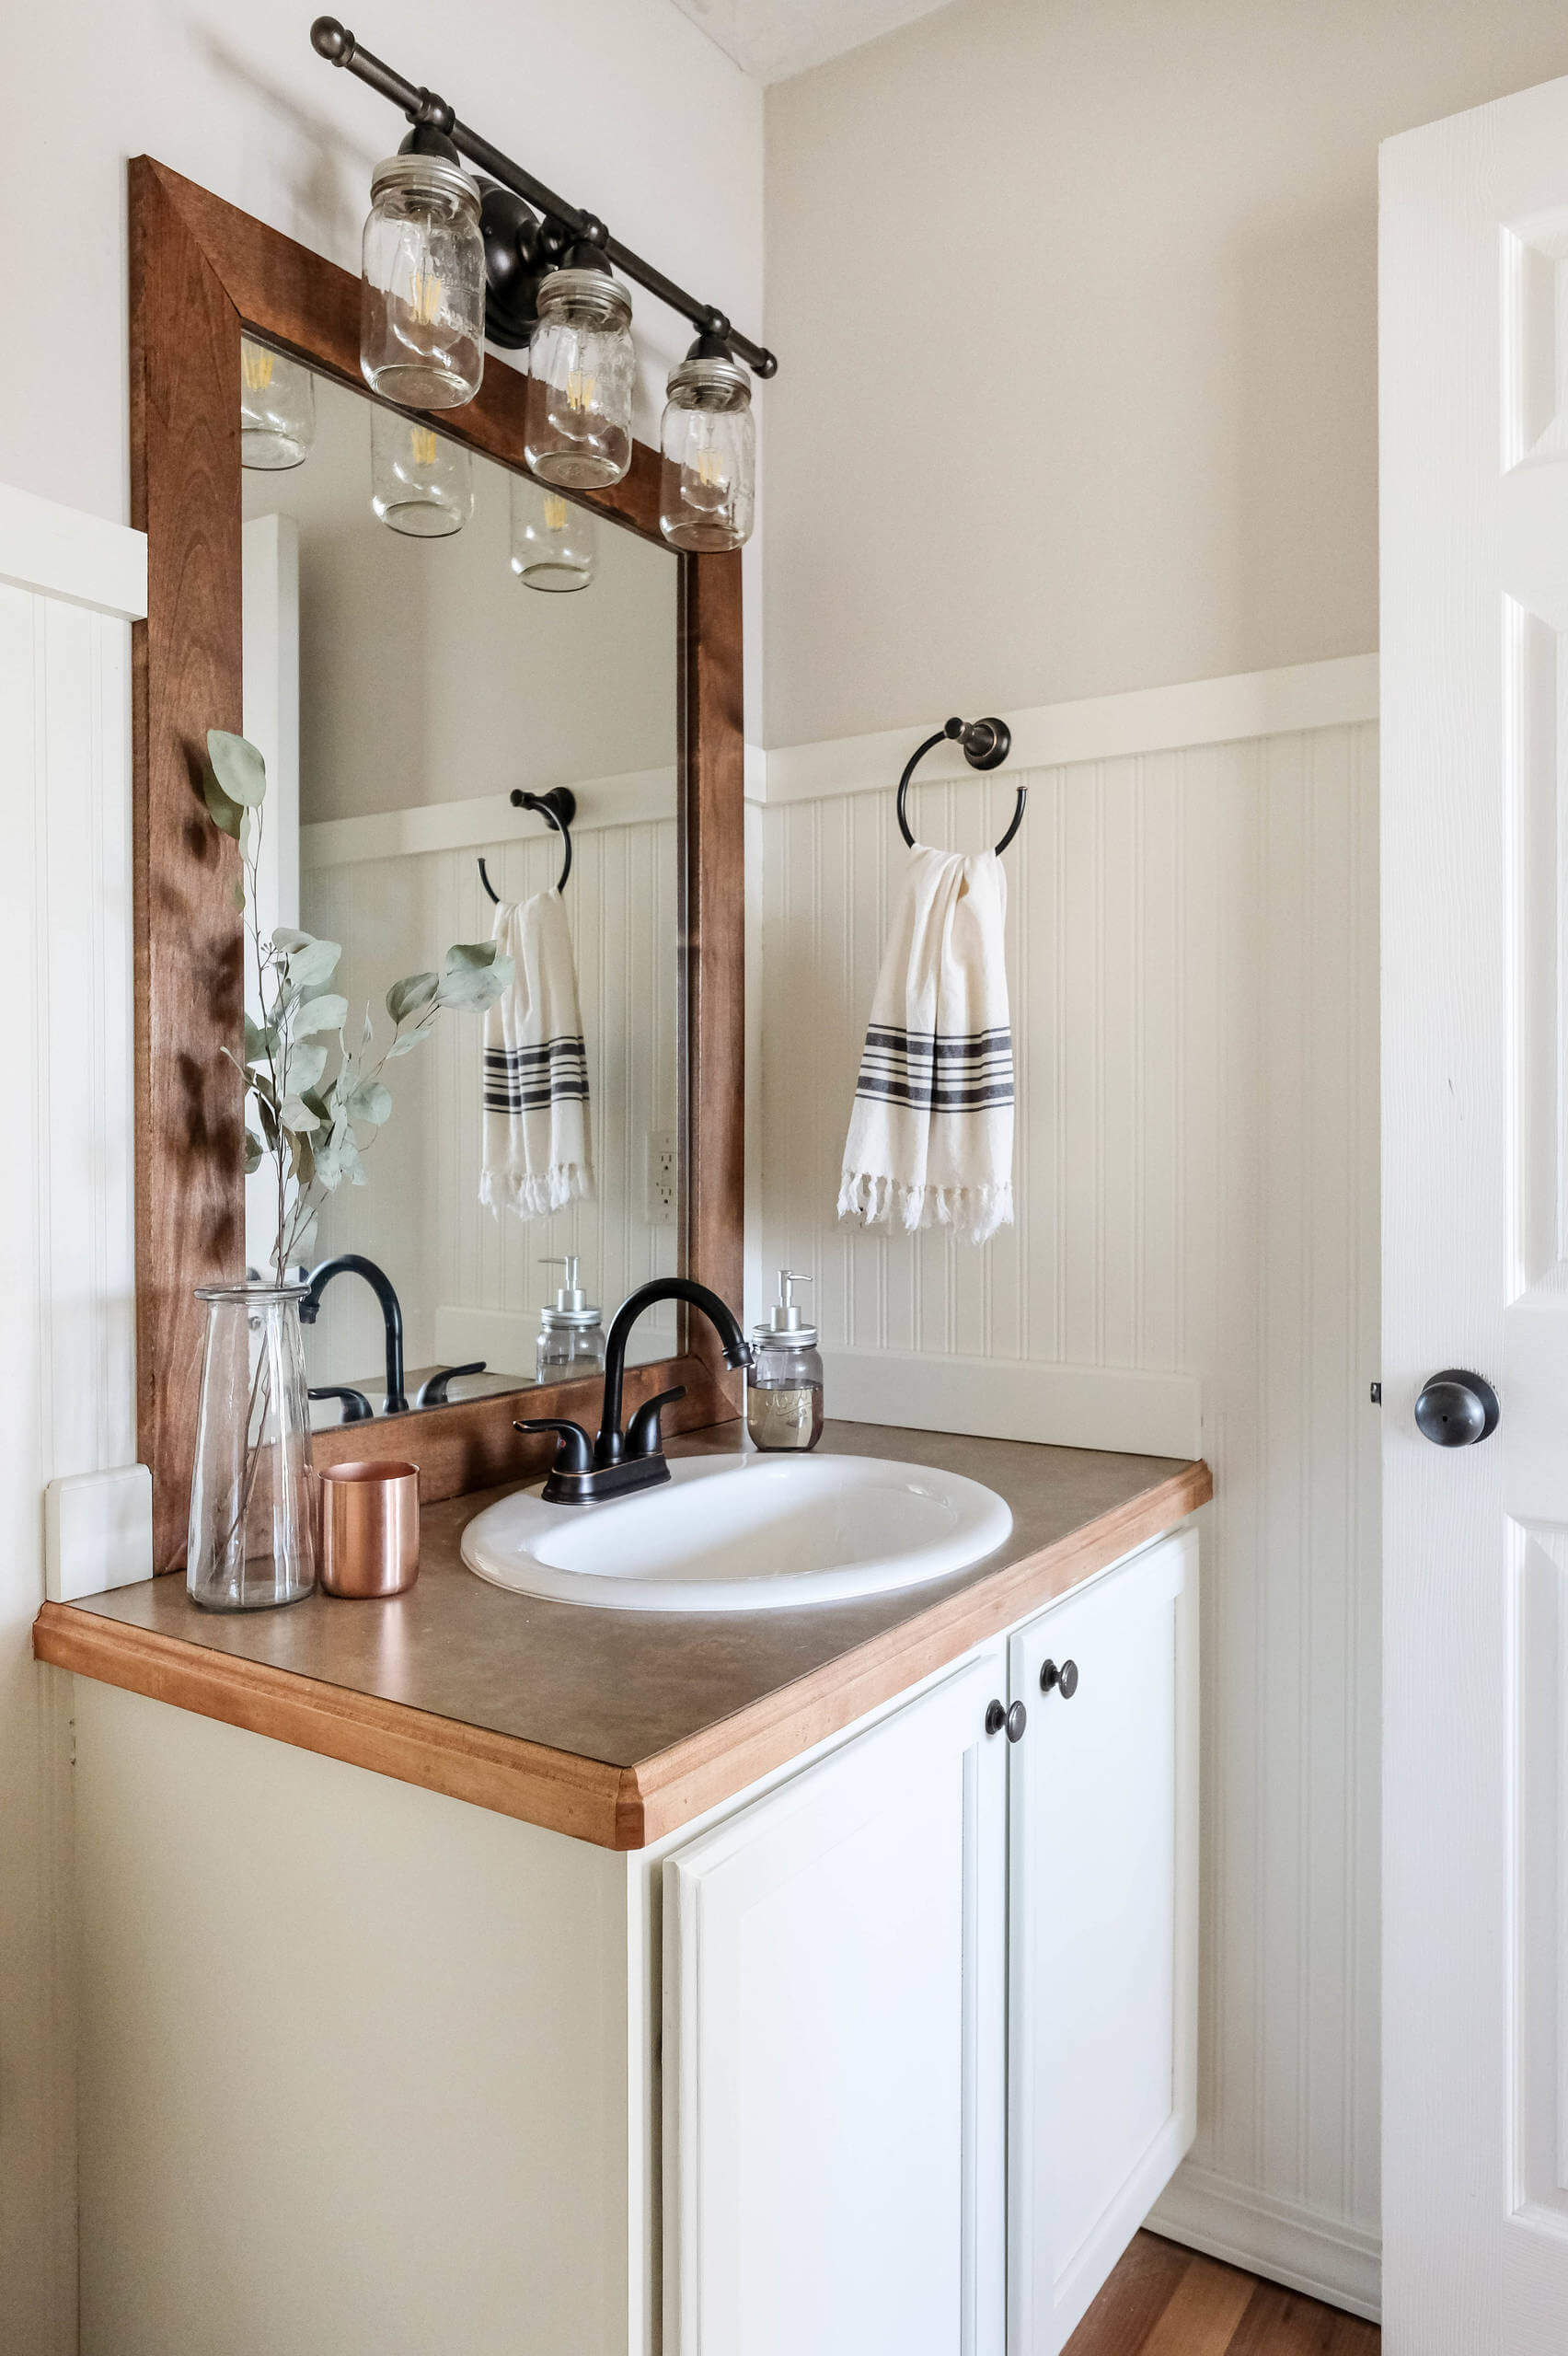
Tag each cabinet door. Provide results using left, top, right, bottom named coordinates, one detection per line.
left=664, top=1652, right=1009, bottom=2356
left=1008, top=1529, right=1199, bottom=2355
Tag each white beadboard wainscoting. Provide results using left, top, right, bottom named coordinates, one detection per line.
left=0, top=484, right=144, bottom=2354
left=755, top=661, right=1383, bottom=2317
left=301, top=780, right=680, bottom=1391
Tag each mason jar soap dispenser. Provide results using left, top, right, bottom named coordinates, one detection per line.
left=535, top=1256, right=605, bottom=1382
left=746, top=1270, right=824, bottom=1452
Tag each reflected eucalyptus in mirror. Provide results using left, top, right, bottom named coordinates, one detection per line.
left=203, top=728, right=513, bottom=1284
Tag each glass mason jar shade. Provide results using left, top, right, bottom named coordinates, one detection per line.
left=239, top=338, right=316, bottom=470
left=510, top=474, right=596, bottom=592
left=659, top=350, right=755, bottom=551
left=361, top=153, right=486, bottom=410
left=525, top=267, right=635, bottom=490
left=187, top=1284, right=316, bottom=1611
left=370, top=407, right=474, bottom=537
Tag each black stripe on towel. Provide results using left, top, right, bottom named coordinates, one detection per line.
left=853, top=1022, right=1014, bottom=1112
left=484, top=1037, right=589, bottom=1114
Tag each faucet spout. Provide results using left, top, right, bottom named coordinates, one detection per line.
left=595, top=1277, right=751, bottom=1466
left=299, top=1253, right=409, bottom=1415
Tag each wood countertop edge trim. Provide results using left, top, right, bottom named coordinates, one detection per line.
left=32, top=1460, right=1209, bottom=1853
left=628, top=1461, right=1212, bottom=1843
left=32, top=1602, right=630, bottom=1849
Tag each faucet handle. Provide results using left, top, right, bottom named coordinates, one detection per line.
left=514, top=1417, right=594, bottom=1474
left=624, top=1385, right=686, bottom=1461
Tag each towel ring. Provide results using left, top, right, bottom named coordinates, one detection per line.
left=478, top=787, right=578, bottom=905
left=895, top=716, right=1023, bottom=856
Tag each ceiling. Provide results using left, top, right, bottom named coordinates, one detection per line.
left=668, top=0, right=958, bottom=83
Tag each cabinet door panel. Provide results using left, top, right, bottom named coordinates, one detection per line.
left=1009, top=1530, right=1198, bottom=2355
left=664, top=1654, right=1008, bottom=2356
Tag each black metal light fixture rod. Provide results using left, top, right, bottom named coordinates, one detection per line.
left=310, top=17, right=778, bottom=377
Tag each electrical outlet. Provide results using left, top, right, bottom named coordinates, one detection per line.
left=647, top=1130, right=677, bottom=1226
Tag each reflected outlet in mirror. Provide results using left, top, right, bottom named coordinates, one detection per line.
left=240, top=364, right=682, bottom=1424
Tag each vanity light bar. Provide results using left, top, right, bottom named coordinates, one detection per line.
left=310, top=17, right=778, bottom=380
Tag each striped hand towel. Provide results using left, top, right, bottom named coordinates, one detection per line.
left=838, top=844, right=1013, bottom=1244
left=478, top=890, right=594, bottom=1218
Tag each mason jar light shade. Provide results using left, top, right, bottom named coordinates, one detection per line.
left=524, top=268, right=635, bottom=489
left=240, top=338, right=316, bottom=470
left=370, top=408, right=474, bottom=538
left=510, top=474, right=597, bottom=592
left=659, top=351, right=755, bottom=551
left=361, top=153, right=486, bottom=410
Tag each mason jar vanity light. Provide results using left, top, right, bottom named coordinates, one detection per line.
left=312, top=14, right=777, bottom=544
left=361, top=150, right=486, bottom=410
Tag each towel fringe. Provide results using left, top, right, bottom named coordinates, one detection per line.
left=837, top=1168, right=1013, bottom=1246
left=480, top=1163, right=595, bottom=1220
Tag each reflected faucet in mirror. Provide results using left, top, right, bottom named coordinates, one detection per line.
left=301, top=1253, right=409, bottom=1416
left=517, top=1278, right=752, bottom=1504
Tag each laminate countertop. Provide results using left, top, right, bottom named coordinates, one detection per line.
left=34, top=1421, right=1210, bottom=1849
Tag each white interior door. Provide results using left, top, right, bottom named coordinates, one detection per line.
left=663, top=1653, right=1008, bottom=2356
left=1382, top=72, right=1568, bottom=2354
left=1007, top=1532, right=1198, bottom=2354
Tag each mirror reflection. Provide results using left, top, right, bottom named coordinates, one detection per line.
left=240, top=355, right=681, bottom=1425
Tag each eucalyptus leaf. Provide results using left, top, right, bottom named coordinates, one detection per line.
left=386, top=971, right=439, bottom=1025
left=243, top=1014, right=272, bottom=1067
left=206, top=729, right=268, bottom=809
left=288, top=1128, right=317, bottom=1188
left=293, top=992, right=347, bottom=1038
left=280, top=1093, right=321, bottom=1135
left=312, top=1143, right=343, bottom=1192
left=384, top=1030, right=428, bottom=1059
left=202, top=762, right=244, bottom=841
left=444, top=941, right=501, bottom=975
left=436, top=962, right=511, bottom=1011
left=339, top=1131, right=367, bottom=1187
left=283, top=938, right=341, bottom=993
left=271, top=927, right=311, bottom=954
left=244, top=1128, right=264, bottom=1175
left=346, top=1077, right=392, bottom=1126
left=301, top=1087, right=334, bottom=1126
left=283, top=1042, right=328, bottom=1097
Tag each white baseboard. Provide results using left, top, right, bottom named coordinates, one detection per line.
left=1148, top=2162, right=1381, bottom=2323
left=821, top=1347, right=1201, bottom=1460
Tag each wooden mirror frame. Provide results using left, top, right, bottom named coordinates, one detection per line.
left=130, top=158, right=744, bottom=1571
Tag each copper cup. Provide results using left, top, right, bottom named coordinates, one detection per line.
left=318, top=1461, right=421, bottom=1598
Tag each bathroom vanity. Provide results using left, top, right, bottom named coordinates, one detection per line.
left=48, top=156, right=1214, bottom=2356
left=37, top=1421, right=1207, bottom=2356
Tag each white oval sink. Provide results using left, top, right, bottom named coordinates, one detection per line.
left=460, top=1449, right=1013, bottom=1612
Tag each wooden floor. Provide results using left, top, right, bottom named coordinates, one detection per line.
left=1065, top=2232, right=1379, bottom=2354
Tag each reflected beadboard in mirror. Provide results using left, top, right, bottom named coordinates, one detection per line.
left=131, top=158, right=744, bottom=1570
left=240, top=367, right=680, bottom=1421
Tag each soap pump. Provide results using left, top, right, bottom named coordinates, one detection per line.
left=746, top=1269, right=824, bottom=1452
left=536, top=1255, right=605, bottom=1383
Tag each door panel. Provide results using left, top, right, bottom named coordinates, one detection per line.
left=663, top=1653, right=1008, bottom=2356
left=1382, top=73, right=1568, bottom=2351
left=1008, top=1530, right=1198, bottom=2355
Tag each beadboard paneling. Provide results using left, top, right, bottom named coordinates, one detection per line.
left=0, top=573, right=140, bottom=2356
left=756, top=717, right=1382, bottom=2309
left=300, top=814, right=680, bottom=1390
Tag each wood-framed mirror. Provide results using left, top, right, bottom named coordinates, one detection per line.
left=130, top=157, right=744, bottom=1572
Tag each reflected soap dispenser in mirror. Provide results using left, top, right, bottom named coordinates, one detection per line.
left=536, top=1256, right=605, bottom=1382
left=746, top=1271, right=824, bottom=1453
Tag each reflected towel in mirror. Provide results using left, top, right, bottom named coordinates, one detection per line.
left=837, top=845, right=1013, bottom=1245
left=479, top=891, right=595, bottom=1218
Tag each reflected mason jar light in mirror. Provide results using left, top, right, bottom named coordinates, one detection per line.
left=361, top=152, right=485, bottom=410
left=370, top=408, right=474, bottom=538
left=510, top=474, right=597, bottom=592
left=524, top=265, right=635, bottom=489
left=659, top=345, right=755, bottom=551
left=240, top=337, right=316, bottom=470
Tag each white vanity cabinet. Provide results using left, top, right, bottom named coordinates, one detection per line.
left=1007, top=1527, right=1199, bottom=2351
left=661, top=1527, right=1199, bottom=2356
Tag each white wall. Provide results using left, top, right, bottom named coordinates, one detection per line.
left=757, top=0, right=1568, bottom=2315
left=0, top=8, right=762, bottom=2343
left=761, top=0, right=1568, bottom=747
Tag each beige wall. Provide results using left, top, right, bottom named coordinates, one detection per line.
left=761, top=0, right=1568, bottom=746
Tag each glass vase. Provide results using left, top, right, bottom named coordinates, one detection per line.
left=188, top=1283, right=317, bottom=1611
